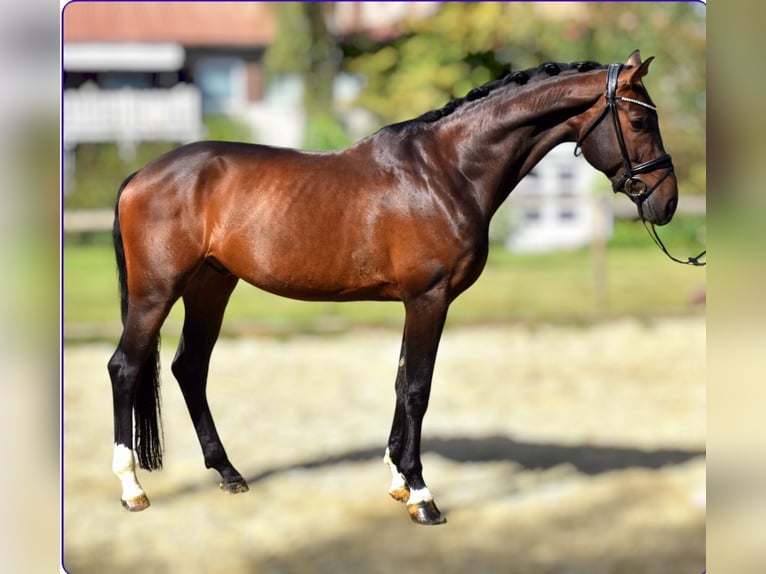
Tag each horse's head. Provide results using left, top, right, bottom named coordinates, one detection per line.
left=577, top=51, right=678, bottom=226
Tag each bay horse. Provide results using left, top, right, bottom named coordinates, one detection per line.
left=108, top=51, right=678, bottom=525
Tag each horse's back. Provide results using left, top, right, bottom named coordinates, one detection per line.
left=116, top=140, right=395, bottom=299
left=117, top=136, right=485, bottom=303
left=118, top=140, right=325, bottom=233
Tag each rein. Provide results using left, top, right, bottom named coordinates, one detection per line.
left=638, top=204, right=707, bottom=266
left=575, top=63, right=706, bottom=267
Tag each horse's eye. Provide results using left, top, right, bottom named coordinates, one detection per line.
left=630, top=119, right=644, bottom=131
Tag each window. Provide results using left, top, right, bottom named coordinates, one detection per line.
left=100, top=72, right=153, bottom=90
left=524, top=209, right=542, bottom=221
left=194, top=57, right=246, bottom=114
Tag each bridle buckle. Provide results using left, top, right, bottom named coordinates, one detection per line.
left=624, top=177, right=649, bottom=199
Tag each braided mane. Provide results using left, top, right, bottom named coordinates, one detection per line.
left=406, top=60, right=604, bottom=126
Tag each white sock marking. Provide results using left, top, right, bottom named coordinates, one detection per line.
left=112, top=444, right=146, bottom=501
left=407, top=486, right=434, bottom=505
left=383, top=448, right=408, bottom=492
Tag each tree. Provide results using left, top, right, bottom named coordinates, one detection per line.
left=264, top=3, right=349, bottom=150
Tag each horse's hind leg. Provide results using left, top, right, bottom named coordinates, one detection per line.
left=171, top=262, right=248, bottom=494
left=109, top=296, right=176, bottom=511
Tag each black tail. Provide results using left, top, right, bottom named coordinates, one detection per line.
left=114, top=172, right=164, bottom=470
left=134, top=340, right=163, bottom=470
left=113, top=173, right=134, bottom=325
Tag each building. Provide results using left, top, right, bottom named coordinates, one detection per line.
left=63, top=2, right=275, bottom=111
left=501, top=144, right=613, bottom=253
left=62, top=2, right=279, bottom=165
left=62, top=2, right=440, bottom=155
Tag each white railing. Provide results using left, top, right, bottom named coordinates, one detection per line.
left=63, top=84, right=204, bottom=152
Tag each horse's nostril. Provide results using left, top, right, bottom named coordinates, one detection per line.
left=665, top=197, right=678, bottom=218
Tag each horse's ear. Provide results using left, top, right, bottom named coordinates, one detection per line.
left=625, top=50, right=642, bottom=68
left=625, top=52, right=654, bottom=84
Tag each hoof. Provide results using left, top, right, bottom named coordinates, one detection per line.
left=407, top=500, right=447, bottom=525
left=388, top=485, right=410, bottom=503
left=219, top=479, right=249, bottom=494
left=121, top=494, right=150, bottom=512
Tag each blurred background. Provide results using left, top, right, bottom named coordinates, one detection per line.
left=62, top=1, right=706, bottom=335
left=58, top=3, right=708, bottom=574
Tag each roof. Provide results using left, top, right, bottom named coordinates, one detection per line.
left=63, top=2, right=275, bottom=47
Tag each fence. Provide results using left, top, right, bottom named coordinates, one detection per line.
left=63, top=84, right=205, bottom=160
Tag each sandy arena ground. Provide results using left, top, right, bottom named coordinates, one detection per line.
left=63, top=316, right=705, bottom=573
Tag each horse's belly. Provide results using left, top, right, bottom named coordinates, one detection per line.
left=213, top=234, right=401, bottom=303
left=238, top=267, right=401, bottom=303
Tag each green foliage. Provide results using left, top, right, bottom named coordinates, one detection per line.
left=204, top=115, right=252, bottom=142
left=64, top=116, right=251, bottom=210
left=263, top=3, right=314, bottom=77
left=264, top=3, right=339, bottom=123
left=303, top=112, right=353, bottom=151
left=65, top=142, right=177, bottom=210
left=609, top=216, right=706, bottom=250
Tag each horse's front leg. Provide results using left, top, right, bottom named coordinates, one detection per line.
left=388, top=289, right=449, bottom=525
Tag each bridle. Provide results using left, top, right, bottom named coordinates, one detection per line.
left=575, top=63, right=706, bottom=266
left=576, top=63, right=674, bottom=201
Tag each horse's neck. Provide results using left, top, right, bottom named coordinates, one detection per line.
left=440, top=70, right=605, bottom=220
